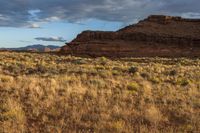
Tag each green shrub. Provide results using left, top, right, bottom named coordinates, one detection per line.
left=150, top=77, right=160, bottom=84
left=128, top=66, right=138, bottom=74
left=127, top=82, right=140, bottom=92
left=169, top=70, right=177, bottom=76
left=112, top=70, right=121, bottom=76
left=98, top=57, right=108, bottom=65
left=72, top=59, right=87, bottom=65
left=178, top=78, right=190, bottom=86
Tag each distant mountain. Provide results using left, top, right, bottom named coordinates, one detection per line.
left=0, top=44, right=61, bottom=52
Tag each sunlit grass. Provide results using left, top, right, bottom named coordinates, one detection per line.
left=0, top=52, right=200, bottom=132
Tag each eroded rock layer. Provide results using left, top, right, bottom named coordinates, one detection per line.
left=61, top=15, right=200, bottom=57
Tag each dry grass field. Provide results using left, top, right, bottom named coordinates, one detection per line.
left=0, top=51, right=200, bottom=133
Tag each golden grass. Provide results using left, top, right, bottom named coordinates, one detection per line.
left=0, top=52, right=200, bottom=133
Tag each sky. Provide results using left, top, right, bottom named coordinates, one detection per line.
left=0, top=0, right=200, bottom=48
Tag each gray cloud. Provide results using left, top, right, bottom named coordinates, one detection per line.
left=28, top=23, right=41, bottom=28
left=0, top=0, right=30, bottom=27
left=0, top=0, right=200, bottom=27
left=35, top=37, right=66, bottom=42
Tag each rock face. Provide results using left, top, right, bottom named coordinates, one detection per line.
left=61, top=15, right=200, bottom=57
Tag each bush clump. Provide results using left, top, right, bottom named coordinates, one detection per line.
left=128, top=66, right=138, bottom=74
left=150, top=77, right=160, bottom=84
left=177, top=78, right=190, bottom=86
left=141, top=72, right=150, bottom=79
left=127, top=82, right=140, bottom=92
left=169, top=70, right=177, bottom=76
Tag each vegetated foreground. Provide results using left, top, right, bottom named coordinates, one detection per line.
left=0, top=52, right=200, bottom=133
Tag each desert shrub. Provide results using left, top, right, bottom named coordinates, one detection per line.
left=150, top=77, right=160, bottom=84
left=0, top=75, right=13, bottom=83
left=72, top=59, right=87, bottom=65
left=127, top=82, right=140, bottom=92
left=111, top=120, right=125, bottom=132
left=112, top=70, right=121, bottom=76
left=5, top=65, right=21, bottom=75
left=96, top=66, right=105, bottom=70
left=112, top=67, right=123, bottom=72
left=140, top=72, right=150, bottom=79
left=25, top=68, right=36, bottom=75
left=36, top=64, right=47, bottom=74
left=128, top=66, right=138, bottom=74
left=88, top=79, right=106, bottom=88
left=169, top=69, right=177, bottom=76
left=144, top=106, right=162, bottom=124
left=99, top=70, right=111, bottom=78
left=178, top=79, right=190, bottom=86
left=98, top=56, right=108, bottom=65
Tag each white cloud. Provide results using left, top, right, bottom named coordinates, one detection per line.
left=28, top=23, right=41, bottom=28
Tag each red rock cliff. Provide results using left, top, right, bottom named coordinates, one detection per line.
left=61, top=15, right=200, bottom=57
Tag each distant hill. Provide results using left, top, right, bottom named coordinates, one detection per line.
left=0, top=44, right=60, bottom=52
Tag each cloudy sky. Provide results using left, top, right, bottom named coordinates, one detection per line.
left=0, top=0, right=199, bottom=48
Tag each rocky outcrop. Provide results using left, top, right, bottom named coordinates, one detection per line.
left=61, top=15, right=200, bottom=57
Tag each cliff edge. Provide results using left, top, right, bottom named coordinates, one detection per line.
left=61, top=15, right=200, bottom=57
